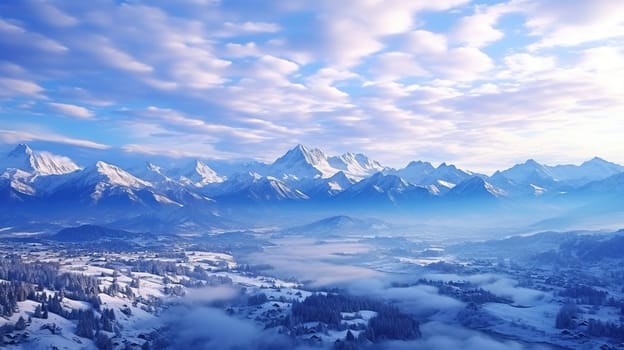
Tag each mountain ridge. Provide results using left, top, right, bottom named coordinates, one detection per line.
left=2, top=143, right=623, bottom=230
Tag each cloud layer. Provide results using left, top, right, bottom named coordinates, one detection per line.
left=1, top=0, right=623, bottom=172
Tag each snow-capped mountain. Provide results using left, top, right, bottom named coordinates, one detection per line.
left=390, top=160, right=435, bottom=185
left=298, top=171, right=355, bottom=199
left=490, top=157, right=624, bottom=196
left=548, top=157, right=624, bottom=183
left=337, top=172, right=432, bottom=205
left=0, top=144, right=82, bottom=200
left=422, top=163, right=475, bottom=186
left=132, top=162, right=172, bottom=184
left=489, top=159, right=559, bottom=196
left=577, top=172, right=624, bottom=195
left=213, top=172, right=309, bottom=203
left=269, top=144, right=335, bottom=180
left=131, top=162, right=214, bottom=206
left=2, top=144, right=80, bottom=175
left=176, top=160, right=225, bottom=187
left=2, top=143, right=624, bottom=229
left=494, top=159, right=555, bottom=184
left=268, top=144, right=386, bottom=182
left=390, top=161, right=474, bottom=191
left=446, top=176, right=505, bottom=200
left=48, top=161, right=183, bottom=211
left=83, top=161, right=151, bottom=190
left=327, top=152, right=385, bottom=180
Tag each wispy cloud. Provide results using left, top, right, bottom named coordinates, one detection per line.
left=0, top=129, right=110, bottom=150
left=48, top=102, right=94, bottom=119
left=0, top=77, right=44, bottom=97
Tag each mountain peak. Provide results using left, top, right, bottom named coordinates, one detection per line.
left=448, top=176, right=505, bottom=199
left=524, top=159, right=541, bottom=167
left=293, top=143, right=307, bottom=152
left=3, top=144, right=80, bottom=175
left=437, top=162, right=457, bottom=170
left=327, top=151, right=384, bottom=181
left=271, top=144, right=333, bottom=179
left=179, top=159, right=224, bottom=186
left=8, top=143, right=33, bottom=157
left=582, top=156, right=613, bottom=166
left=407, top=160, right=432, bottom=167
left=285, top=144, right=325, bottom=162
left=89, top=161, right=151, bottom=188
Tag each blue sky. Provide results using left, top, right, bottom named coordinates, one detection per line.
left=1, top=0, right=623, bottom=172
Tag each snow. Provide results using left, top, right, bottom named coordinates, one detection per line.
left=437, top=180, right=455, bottom=189
left=92, top=161, right=151, bottom=189
left=269, top=145, right=385, bottom=181
left=484, top=302, right=559, bottom=334
left=178, top=160, right=225, bottom=187
left=327, top=152, right=385, bottom=180
left=10, top=178, right=36, bottom=195
left=270, top=144, right=336, bottom=179
left=530, top=183, right=546, bottom=195
left=1, top=300, right=95, bottom=350
left=2, top=144, right=80, bottom=176
left=390, top=160, right=435, bottom=185
left=153, top=193, right=182, bottom=206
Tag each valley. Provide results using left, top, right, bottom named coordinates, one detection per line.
left=1, top=223, right=624, bottom=349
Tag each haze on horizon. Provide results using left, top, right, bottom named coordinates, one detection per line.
left=1, top=1, right=623, bottom=173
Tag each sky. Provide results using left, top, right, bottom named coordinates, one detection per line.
left=1, top=0, right=623, bottom=173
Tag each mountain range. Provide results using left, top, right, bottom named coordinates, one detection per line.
left=2, top=143, right=623, bottom=232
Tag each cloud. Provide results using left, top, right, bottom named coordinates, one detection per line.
left=396, top=29, right=495, bottom=81
left=222, top=21, right=281, bottom=35
left=0, top=18, right=68, bottom=53
left=380, top=321, right=552, bottom=350
left=424, top=273, right=547, bottom=306
left=31, top=2, right=79, bottom=27
left=85, top=37, right=154, bottom=73
left=224, top=42, right=261, bottom=57
left=524, top=0, right=624, bottom=50
left=0, top=129, right=110, bottom=150
left=159, top=285, right=293, bottom=350
left=162, top=305, right=293, bottom=350
left=369, top=52, right=428, bottom=81
left=0, top=77, right=44, bottom=97
left=48, top=102, right=94, bottom=119
left=245, top=238, right=382, bottom=287
left=346, top=281, right=465, bottom=317
left=449, top=1, right=521, bottom=48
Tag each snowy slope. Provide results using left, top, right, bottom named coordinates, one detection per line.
left=298, top=171, right=354, bottom=198
left=48, top=161, right=183, bottom=209
left=269, top=145, right=385, bottom=182
left=269, top=144, right=335, bottom=180
left=490, top=159, right=559, bottom=196
left=176, top=160, right=225, bottom=187
left=390, top=160, right=436, bottom=185
left=337, top=172, right=432, bottom=204
left=577, top=172, right=624, bottom=195
left=548, top=157, right=624, bottom=183
left=446, top=176, right=505, bottom=200
left=213, top=172, right=309, bottom=202
left=2, top=144, right=80, bottom=175
left=327, top=152, right=385, bottom=180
